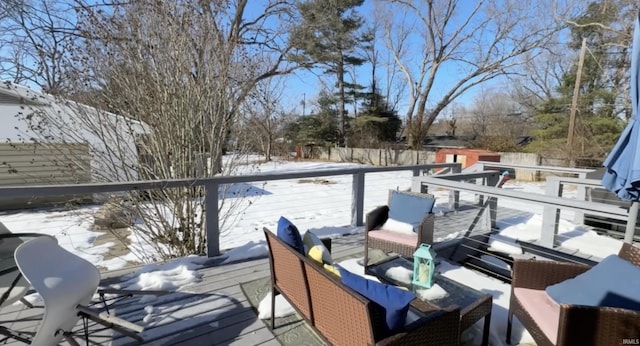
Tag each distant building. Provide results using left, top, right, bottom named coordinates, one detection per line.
left=0, top=81, right=151, bottom=184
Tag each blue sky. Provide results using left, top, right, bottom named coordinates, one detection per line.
left=280, top=66, right=492, bottom=118
left=277, top=0, right=520, bottom=119
left=2, top=0, right=568, bottom=121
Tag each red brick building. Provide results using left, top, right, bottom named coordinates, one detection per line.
left=434, top=149, right=500, bottom=169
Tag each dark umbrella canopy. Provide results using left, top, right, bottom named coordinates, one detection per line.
left=602, top=11, right=640, bottom=242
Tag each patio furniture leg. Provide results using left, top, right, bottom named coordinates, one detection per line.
left=19, top=297, right=33, bottom=308
left=98, top=288, right=170, bottom=296
left=270, top=285, right=276, bottom=330
left=0, top=326, right=32, bottom=344
left=482, top=312, right=491, bottom=346
left=64, top=333, right=81, bottom=346
left=76, top=305, right=144, bottom=342
left=77, top=304, right=144, bottom=333
left=506, top=309, right=513, bottom=344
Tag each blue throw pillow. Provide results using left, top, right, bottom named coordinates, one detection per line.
left=338, top=267, right=415, bottom=332
left=388, top=190, right=435, bottom=226
left=276, top=216, right=304, bottom=254
left=545, top=255, right=640, bottom=310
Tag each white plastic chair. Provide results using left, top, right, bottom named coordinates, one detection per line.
left=14, top=236, right=101, bottom=346
left=14, top=236, right=154, bottom=346
left=0, top=226, right=56, bottom=344
left=0, top=230, right=53, bottom=308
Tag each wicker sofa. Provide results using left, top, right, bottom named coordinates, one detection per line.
left=364, top=190, right=435, bottom=265
left=263, top=228, right=460, bottom=346
left=506, top=242, right=640, bottom=346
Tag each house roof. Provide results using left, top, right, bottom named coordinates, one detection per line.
left=0, top=80, right=151, bottom=135
left=0, top=81, right=50, bottom=106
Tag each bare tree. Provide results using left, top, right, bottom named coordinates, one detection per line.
left=11, top=0, right=303, bottom=261
left=471, top=88, right=528, bottom=137
left=0, top=0, right=77, bottom=93
left=378, top=0, right=567, bottom=148
left=364, top=19, right=406, bottom=115
left=240, top=77, right=289, bottom=161
left=509, top=49, right=571, bottom=111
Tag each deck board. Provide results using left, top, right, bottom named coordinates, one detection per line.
left=0, top=204, right=598, bottom=346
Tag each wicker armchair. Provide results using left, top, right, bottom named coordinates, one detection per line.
left=506, top=243, right=640, bottom=346
left=364, top=190, right=435, bottom=265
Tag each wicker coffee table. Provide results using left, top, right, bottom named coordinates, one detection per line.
left=366, top=256, right=493, bottom=346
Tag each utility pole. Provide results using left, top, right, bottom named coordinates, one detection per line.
left=567, top=38, right=587, bottom=168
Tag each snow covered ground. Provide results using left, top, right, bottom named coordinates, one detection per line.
left=0, top=158, right=625, bottom=345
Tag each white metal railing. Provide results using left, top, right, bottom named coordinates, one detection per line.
left=474, top=161, right=594, bottom=177
left=543, top=176, right=637, bottom=244
left=413, top=170, right=503, bottom=212
left=0, top=162, right=461, bottom=256
left=412, top=175, right=635, bottom=247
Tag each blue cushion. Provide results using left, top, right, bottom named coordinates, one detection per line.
left=545, top=255, right=640, bottom=310
left=388, top=190, right=435, bottom=226
left=339, top=267, right=415, bottom=332
left=276, top=217, right=304, bottom=254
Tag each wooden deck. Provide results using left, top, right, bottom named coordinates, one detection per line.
left=0, top=235, right=366, bottom=346
left=0, top=204, right=592, bottom=346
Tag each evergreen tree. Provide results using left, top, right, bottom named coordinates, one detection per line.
left=527, top=98, right=573, bottom=157
left=344, top=81, right=367, bottom=117
left=348, top=81, right=401, bottom=146
left=289, top=0, right=371, bottom=143
left=286, top=91, right=341, bottom=144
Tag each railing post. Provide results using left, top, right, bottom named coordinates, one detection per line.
left=351, top=171, right=365, bottom=226
left=486, top=173, right=500, bottom=229
left=540, top=178, right=562, bottom=247
left=411, top=168, right=423, bottom=193
left=573, top=172, right=587, bottom=225
left=475, top=178, right=484, bottom=205
left=450, top=164, right=461, bottom=210
left=205, top=182, right=220, bottom=257
left=625, top=202, right=638, bottom=243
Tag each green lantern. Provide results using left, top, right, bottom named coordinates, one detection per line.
left=412, top=243, right=436, bottom=289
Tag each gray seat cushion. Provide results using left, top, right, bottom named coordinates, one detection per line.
left=545, top=255, right=640, bottom=310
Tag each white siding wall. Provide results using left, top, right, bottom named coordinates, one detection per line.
left=0, top=92, right=146, bottom=182
left=0, top=143, right=92, bottom=209
left=0, top=143, right=91, bottom=186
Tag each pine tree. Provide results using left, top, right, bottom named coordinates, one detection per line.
left=349, top=81, right=401, bottom=146
left=289, top=0, right=371, bottom=144
left=286, top=91, right=341, bottom=144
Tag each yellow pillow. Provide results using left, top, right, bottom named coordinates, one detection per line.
left=308, top=245, right=326, bottom=264
left=323, top=264, right=341, bottom=278
left=303, top=231, right=332, bottom=265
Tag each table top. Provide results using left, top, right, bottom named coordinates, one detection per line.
left=365, top=255, right=491, bottom=313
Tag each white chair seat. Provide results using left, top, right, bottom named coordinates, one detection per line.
left=15, top=236, right=100, bottom=346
